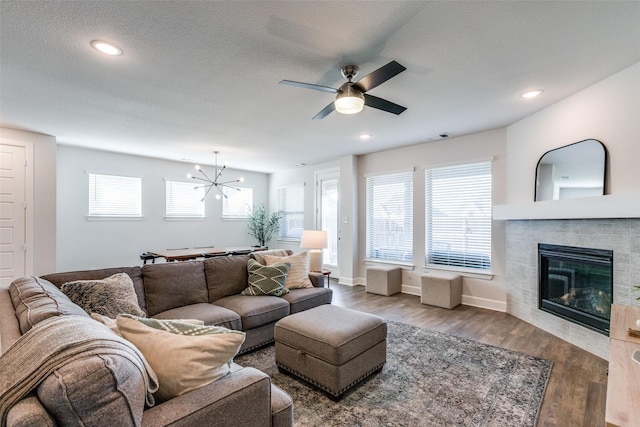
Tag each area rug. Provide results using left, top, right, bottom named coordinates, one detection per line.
left=235, top=320, right=552, bottom=427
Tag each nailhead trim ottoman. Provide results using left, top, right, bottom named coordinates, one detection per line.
left=274, top=305, right=387, bottom=400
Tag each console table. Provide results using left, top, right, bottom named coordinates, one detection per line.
left=605, top=304, right=640, bottom=427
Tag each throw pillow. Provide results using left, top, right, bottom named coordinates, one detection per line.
left=91, top=312, right=205, bottom=336
left=116, top=315, right=245, bottom=401
left=242, top=259, right=290, bottom=296
left=264, top=252, right=313, bottom=289
left=61, top=273, right=146, bottom=318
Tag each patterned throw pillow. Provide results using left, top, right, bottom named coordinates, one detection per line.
left=264, top=252, right=313, bottom=289
left=61, top=273, right=146, bottom=318
left=116, top=315, right=245, bottom=401
left=242, top=259, right=290, bottom=296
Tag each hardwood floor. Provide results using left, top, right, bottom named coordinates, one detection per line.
left=329, top=282, right=608, bottom=427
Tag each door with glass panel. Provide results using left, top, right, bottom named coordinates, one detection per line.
left=315, top=169, right=339, bottom=275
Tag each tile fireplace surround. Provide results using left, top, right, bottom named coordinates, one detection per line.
left=505, top=218, right=640, bottom=360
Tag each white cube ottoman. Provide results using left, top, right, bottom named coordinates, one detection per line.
left=366, top=266, right=402, bottom=296
left=421, top=272, right=462, bottom=309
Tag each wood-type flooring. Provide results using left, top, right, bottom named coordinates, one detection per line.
left=328, top=282, right=608, bottom=427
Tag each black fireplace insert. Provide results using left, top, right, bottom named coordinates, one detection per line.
left=538, top=243, right=613, bottom=335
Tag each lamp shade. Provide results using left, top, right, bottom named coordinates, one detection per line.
left=300, top=230, right=327, bottom=249
left=334, top=83, right=365, bottom=114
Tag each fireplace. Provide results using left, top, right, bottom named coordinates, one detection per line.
left=538, top=243, right=613, bottom=335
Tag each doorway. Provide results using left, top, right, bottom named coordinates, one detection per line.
left=315, top=169, right=339, bottom=276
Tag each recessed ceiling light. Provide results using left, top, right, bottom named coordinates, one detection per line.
left=90, top=40, right=123, bottom=56
left=296, top=163, right=307, bottom=167
left=521, top=89, right=543, bottom=99
left=360, top=134, right=371, bottom=140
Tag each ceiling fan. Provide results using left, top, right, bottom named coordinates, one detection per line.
left=280, top=60, right=407, bottom=120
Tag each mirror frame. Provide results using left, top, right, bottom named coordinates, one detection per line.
left=534, top=139, right=608, bottom=202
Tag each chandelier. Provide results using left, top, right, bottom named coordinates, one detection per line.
left=188, top=151, right=244, bottom=200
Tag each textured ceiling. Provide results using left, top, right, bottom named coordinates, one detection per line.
left=1, top=1, right=640, bottom=173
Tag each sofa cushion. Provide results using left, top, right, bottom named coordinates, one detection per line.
left=5, top=395, right=55, bottom=427
left=37, top=353, right=148, bottom=427
left=9, top=277, right=89, bottom=334
left=281, top=288, right=333, bottom=314
left=42, top=267, right=146, bottom=312
left=264, top=252, right=313, bottom=289
left=117, top=315, right=245, bottom=402
left=152, top=303, right=242, bottom=331
left=142, top=261, right=209, bottom=316
left=242, top=259, right=290, bottom=297
left=214, top=295, right=290, bottom=330
left=60, top=273, right=146, bottom=318
left=250, top=249, right=290, bottom=265
left=204, top=255, right=251, bottom=302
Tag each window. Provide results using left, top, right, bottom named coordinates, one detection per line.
left=165, top=180, right=205, bottom=218
left=425, top=161, right=492, bottom=271
left=89, top=173, right=141, bottom=217
left=365, top=171, right=413, bottom=262
left=278, top=183, right=304, bottom=241
left=222, top=187, right=253, bottom=218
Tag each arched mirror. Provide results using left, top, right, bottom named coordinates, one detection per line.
left=535, top=139, right=607, bottom=201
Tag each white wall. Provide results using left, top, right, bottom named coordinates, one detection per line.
left=507, top=61, right=640, bottom=202
left=267, top=160, right=339, bottom=255
left=358, top=129, right=508, bottom=310
left=56, top=145, right=269, bottom=271
left=0, top=127, right=56, bottom=276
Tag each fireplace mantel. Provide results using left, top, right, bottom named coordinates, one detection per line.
left=493, top=192, right=640, bottom=220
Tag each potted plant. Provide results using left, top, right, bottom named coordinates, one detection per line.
left=247, top=204, right=283, bottom=247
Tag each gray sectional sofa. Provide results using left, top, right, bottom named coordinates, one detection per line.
left=0, top=251, right=332, bottom=426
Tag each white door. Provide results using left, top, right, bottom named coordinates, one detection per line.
left=315, top=169, right=339, bottom=275
left=0, top=144, right=26, bottom=287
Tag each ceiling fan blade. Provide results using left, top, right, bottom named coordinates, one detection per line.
left=279, top=80, right=338, bottom=94
left=353, top=60, right=407, bottom=93
left=313, top=102, right=335, bottom=120
left=364, top=94, right=407, bottom=115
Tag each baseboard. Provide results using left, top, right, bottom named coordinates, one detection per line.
left=336, top=277, right=366, bottom=286
left=461, top=295, right=506, bottom=312
left=401, top=285, right=421, bottom=296
left=403, top=285, right=505, bottom=312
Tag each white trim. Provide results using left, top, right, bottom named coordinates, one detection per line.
left=85, top=216, right=143, bottom=221
left=421, top=156, right=496, bottom=170
left=422, top=265, right=494, bottom=280
left=365, top=259, right=414, bottom=268
left=401, top=284, right=421, bottom=296
left=363, top=167, right=415, bottom=178
left=461, top=295, right=506, bottom=312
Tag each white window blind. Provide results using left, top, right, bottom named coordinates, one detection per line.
left=89, top=173, right=142, bottom=217
left=278, top=183, right=304, bottom=240
left=365, top=171, right=413, bottom=262
left=165, top=180, right=205, bottom=217
left=425, top=161, right=492, bottom=271
left=222, top=187, right=253, bottom=218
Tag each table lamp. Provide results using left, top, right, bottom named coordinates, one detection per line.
left=300, top=230, right=328, bottom=272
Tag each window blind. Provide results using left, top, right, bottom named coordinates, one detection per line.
left=222, top=187, right=253, bottom=218
left=365, top=171, right=413, bottom=262
left=89, top=173, right=142, bottom=217
left=165, top=180, right=205, bottom=217
left=425, top=161, right=492, bottom=270
left=278, top=183, right=304, bottom=240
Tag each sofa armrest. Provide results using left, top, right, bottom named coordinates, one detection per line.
left=308, top=272, right=326, bottom=288
left=141, top=367, right=272, bottom=427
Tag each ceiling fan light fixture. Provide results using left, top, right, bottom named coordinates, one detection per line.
left=334, top=83, right=365, bottom=114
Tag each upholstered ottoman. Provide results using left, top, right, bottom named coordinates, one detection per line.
left=274, top=305, right=387, bottom=400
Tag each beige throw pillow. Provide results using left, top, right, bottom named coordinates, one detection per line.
left=116, top=315, right=245, bottom=401
left=264, top=252, right=313, bottom=289
left=91, top=313, right=205, bottom=337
